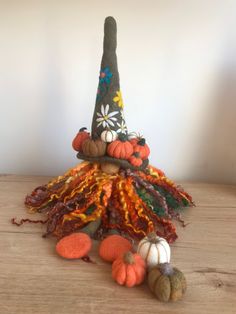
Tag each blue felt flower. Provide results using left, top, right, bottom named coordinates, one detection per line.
left=99, top=67, right=112, bottom=84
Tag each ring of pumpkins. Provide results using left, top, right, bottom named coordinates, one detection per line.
left=72, top=128, right=150, bottom=171
left=56, top=232, right=186, bottom=302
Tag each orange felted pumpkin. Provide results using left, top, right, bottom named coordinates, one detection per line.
left=82, top=137, right=107, bottom=157
left=128, top=152, right=143, bottom=167
left=56, top=232, right=92, bottom=259
left=72, top=127, right=90, bottom=152
left=129, top=137, right=139, bottom=146
left=112, top=251, right=146, bottom=287
left=131, top=138, right=150, bottom=160
left=107, top=134, right=133, bottom=160
left=99, top=234, right=132, bottom=262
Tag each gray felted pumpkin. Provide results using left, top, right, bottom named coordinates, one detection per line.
left=148, top=263, right=187, bottom=302
left=82, top=138, right=107, bottom=157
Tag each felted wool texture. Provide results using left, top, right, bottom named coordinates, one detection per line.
left=24, top=162, right=193, bottom=241
left=112, top=252, right=146, bottom=287
left=91, top=17, right=126, bottom=138
left=56, top=232, right=92, bottom=259
left=76, top=152, right=149, bottom=171
left=99, top=234, right=132, bottom=262
left=76, top=17, right=148, bottom=171
left=148, top=265, right=187, bottom=302
left=14, top=17, right=195, bottom=263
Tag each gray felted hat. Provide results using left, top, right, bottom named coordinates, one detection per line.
left=76, top=17, right=149, bottom=170
left=91, top=16, right=127, bottom=138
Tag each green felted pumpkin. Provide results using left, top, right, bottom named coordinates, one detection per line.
left=148, top=263, right=187, bottom=302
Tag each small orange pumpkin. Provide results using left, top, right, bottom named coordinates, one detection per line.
left=131, top=138, right=150, bottom=160
left=129, top=138, right=139, bottom=146
left=72, top=127, right=90, bottom=152
left=128, top=152, right=143, bottom=167
left=107, top=134, right=133, bottom=160
left=112, top=251, right=146, bottom=287
left=99, top=234, right=132, bottom=262
left=82, top=138, right=107, bottom=157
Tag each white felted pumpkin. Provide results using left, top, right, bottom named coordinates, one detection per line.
left=137, top=232, right=170, bottom=268
left=101, top=129, right=118, bottom=143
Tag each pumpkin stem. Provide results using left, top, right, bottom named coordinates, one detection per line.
left=147, top=232, right=160, bottom=243
left=138, top=138, right=146, bottom=146
left=123, top=251, right=135, bottom=264
left=79, top=127, right=87, bottom=132
left=158, top=263, right=174, bottom=276
left=118, top=133, right=128, bottom=142
left=133, top=152, right=141, bottom=158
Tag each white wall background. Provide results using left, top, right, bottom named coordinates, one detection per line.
left=0, top=0, right=236, bottom=183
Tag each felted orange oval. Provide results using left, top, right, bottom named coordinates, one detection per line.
left=99, top=234, right=132, bottom=262
left=56, top=232, right=92, bottom=259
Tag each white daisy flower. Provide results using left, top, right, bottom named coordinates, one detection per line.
left=96, top=104, right=119, bottom=128
left=117, top=120, right=127, bottom=134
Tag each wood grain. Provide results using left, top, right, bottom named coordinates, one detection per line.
left=0, top=175, right=236, bottom=314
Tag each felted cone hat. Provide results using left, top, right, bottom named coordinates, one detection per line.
left=92, top=16, right=126, bottom=138
left=76, top=16, right=149, bottom=170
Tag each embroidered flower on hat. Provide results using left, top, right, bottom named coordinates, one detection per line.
left=99, top=67, right=113, bottom=85
left=96, top=104, right=119, bottom=128
left=113, top=90, right=124, bottom=109
left=117, top=120, right=127, bottom=134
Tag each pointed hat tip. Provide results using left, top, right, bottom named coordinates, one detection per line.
left=104, top=16, right=117, bottom=32
left=105, top=16, right=117, bottom=25
left=103, top=16, right=117, bottom=51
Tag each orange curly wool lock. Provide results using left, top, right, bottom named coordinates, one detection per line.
left=112, top=251, right=146, bottom=287
left=99, top=234, right=132, bottom=262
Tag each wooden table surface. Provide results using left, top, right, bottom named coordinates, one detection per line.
left=0, top=175, right=236, bottom=314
